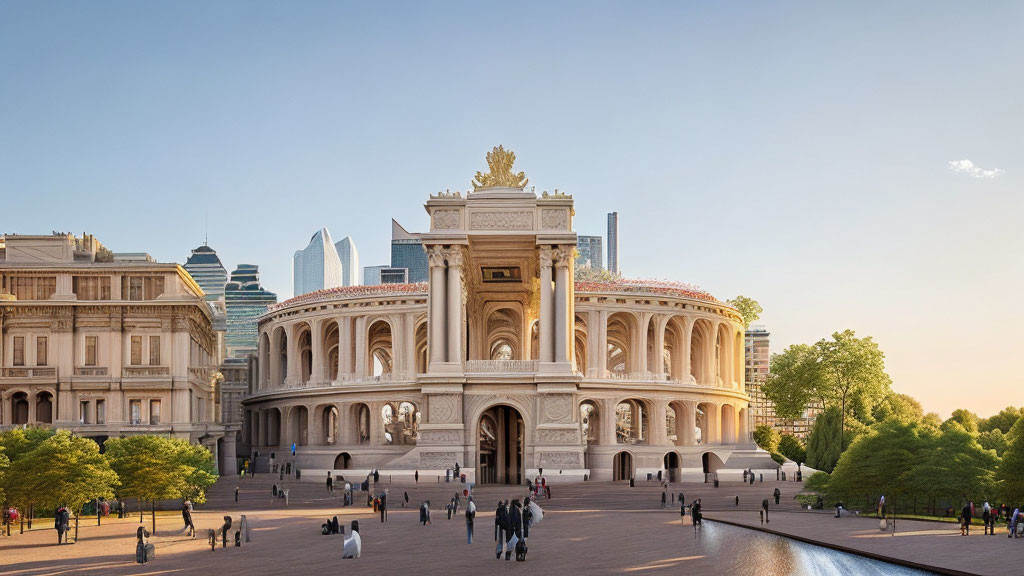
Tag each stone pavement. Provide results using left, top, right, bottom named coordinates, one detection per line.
left=0, top=476, right=1013, bottom=575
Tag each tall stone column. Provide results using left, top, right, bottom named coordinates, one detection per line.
left=427, top=246, right=447, bottom=367
left=538, top=246, right=553, bottom=363
left=601, top=398, right=618, bottom=446
left=553, top=248, right=571, bottom=365
left=636, top=312, right=652, bottom=377
left=597, top=310, right=609, bottom=378
left=683, top=317, right=694, bottom=382
left=651, top=316, right=666, bottom=378
left=338, top=316, right=352, bottom=381
left=652, top=402, right=667, bottom=445
left=446, top=247, right=463, bottom=364
left=310, top=319, right=325, bottom=385
left=586, top=310, right=601, bottom=376
left=404, top=312, right=418, bottom=377
left=354, top=316, right=367, bottom=378
left=285, top=324, right=301, bottom=386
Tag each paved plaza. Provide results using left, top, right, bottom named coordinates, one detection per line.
left=0, top=477, right=1013, bottom=575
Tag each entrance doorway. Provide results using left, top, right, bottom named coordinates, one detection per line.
left=612, top=451, right=633, bottom=481
left=334, top=452, right=352, bottom=469
left=478, top=405, right=524, bottom=484
left=663, top=452, right=680, bottom=482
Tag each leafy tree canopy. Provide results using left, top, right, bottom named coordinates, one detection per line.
left=945, top=409, right=980, bottom=435
left=0, top=427, right=56, bottom=463
left=827, top=420, right=924, bottom=501
left=727, top=295, right=763, bottom=329
left=996, top=416, right=1024, bottom=504
left=873, top=393, right=923, bottom=423
left=753, top=425, right=780, bottom=454
left=6, top=431, right=118, bottom=511
left=778, top=434, right=806, bottom=465
left=105, top=436, right=217, bottom=504
left=980, top=407, right=1023, bottom=434
left=979, top=429, right=1009, bottom=457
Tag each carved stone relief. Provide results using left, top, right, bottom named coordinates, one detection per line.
left=469, top=211, right=533, bottom=230
left=542, top=394, right=572, bottom=423
left=536, top=429, right=578, bottom=444
left=429, top=394, right=458, bottom=423
left=537, top=452, right=581, bottom=467
left=540, top=209, right=568, bottom=230
left=420, top=451, right=459, bottom=468
left=432, top=209, right=461, bottom=230
left=419, top=429, right=463, bottom=444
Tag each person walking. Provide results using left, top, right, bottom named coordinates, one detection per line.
left=234, top=486, right=239, bottom=502
left=55, top=506, right=67, bottom=544
left=327, top=472, right=334, bottom=494
left=342, top=520, right=361, bottom=559
left=495, top=501, right=509, bottom=559
left=465, top=496, right=476, bottom=544
left=961, top=503, right=972, bottom=536
left=680, top=500, right=687, bottom=525
left=415, top=469, right=419, bottom=483
left=403, top=491, right=409, bottom=508
left=762, top=498, right=770, bottom=524
left=661, top=490, right=667, bottom=509
left=774, top=487, right=781, bottom=506
left=507, top=500, right=523, bottom=561
left=379, top=491, right=388, bottom=523
left=522, top=497, right=534, bottom=541
left=983, top=504, right=992, bottom=535
left=182, top=501, right=195, bottom=537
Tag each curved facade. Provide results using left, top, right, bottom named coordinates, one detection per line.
left=243, top=151, right=755, bottom=483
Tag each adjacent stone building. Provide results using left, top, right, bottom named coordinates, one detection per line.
left=0, top=232, right=233, bottom=471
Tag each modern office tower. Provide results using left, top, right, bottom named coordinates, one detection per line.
left=606, top=212, right=619, bottom=274
left=184, top=244, right=228, bottom=302
left=745, top=325, right=821, bottom=439
left=576, top=235, right=603, bottom=269
left=390, top=219, right=427, bottom=283
left=334, top=235, right=360, bottom=286
left=293, top=228, right=343, bottom=296
left=224, top=265, right=278, bottom=359
left=0, top=232, right=231, bottom=469
left=380, top=267, right=409, bottom=284
left=363, top=264, right=387, bottom=286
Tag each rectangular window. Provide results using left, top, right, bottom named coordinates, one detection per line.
left=80, top=400, right=90, bottom=424
left=85, top=336, right=98, bottom=366
left=13, top=337, right=25, bottom=366
left=36, top=337, right=47, bottom=366
left=130, top=336, right=142, bottom=365
left=149, top=400, right=161, bottom=425
left=96, top=399, right=106, bottom=424
left=127, top=277, right=144, bottom=301
left=130, top=400, right=142, bottom=425
left=72, top=276, right=111, bottom=300
left=149, top=336, right=161, bottom=365
left=10, top=276, right=56, bottom=300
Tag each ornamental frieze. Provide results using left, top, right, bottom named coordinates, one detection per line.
left=432, top=209, right=461, bottom=230
left=542, top=394, right=572, bottom=423
left=418, top=429, right=462, bottom=444
left=536, top=429, right=578, bottom=444
left=540, top=209, right=568, bottom=230
left=428, top=394, right=459, bottom=423
left=469, top=211, right=533, bottom=230
left=419, top=451, right=459, bottom=469
left=537, top=451, right=581, bottom=468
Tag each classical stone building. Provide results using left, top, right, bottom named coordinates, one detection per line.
left=244, top=148, right=763, bottom=483
left=0, top=233, right=233, bottom=471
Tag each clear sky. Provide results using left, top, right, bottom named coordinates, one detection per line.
left=2, top=1, right=1021, bottom=418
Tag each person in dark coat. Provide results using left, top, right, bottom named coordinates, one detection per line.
left=506, top=500, right=523, bottom=561
left=773, top=487, right=781, bottom=505
left=55, top=506, right=67, bottom=544
left=182, top=501, right=195, bottom=537
left=762, top=498, right=770, bottom=524
left=522, top=497, right=534, bottom=539
left=961, top=503, right=972, bottom=536
left=379, top=491, right=388, bottom=523
left=494, top=501, right=509, bottom=559
left=403, top=491, right=409, bottom=508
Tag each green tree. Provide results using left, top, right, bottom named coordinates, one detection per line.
left=907, top=421, right=997, bottom=515
left=778, top=434, right=806, bottom=465
left=0, top=427, right=56, bottom=463
left=945, top=409, right=980, bottom=435
left=996, top=416, right=1024, bottom=504
left=804, top=471, right=830, bottom=493
left=765, top=330, right=891, bottom=453
left=6, top=431, right=118, bottom=540
left=753, top=425, right=781, bottom=453
left=873, top=393, right=923, bottom=423
left=727, top=296, right=763, bottom=329
left=806, top=407, right=866, bottom=473
left=920, top=412, right=944, bottom=435
left=0, top=443, right=9, bottom=505
left=105, top=436, right=217, bottom=531
left=980, top=406, right=1023, bottom=434
left=827, top=420, right=924, bottom=508
left=979, top=429, right=1009, bottom=457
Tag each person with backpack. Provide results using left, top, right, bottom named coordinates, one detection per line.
left=465, top=495, right=476, bottom=543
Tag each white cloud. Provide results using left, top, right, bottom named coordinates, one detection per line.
left=948, top=159, right=1005, bottom=179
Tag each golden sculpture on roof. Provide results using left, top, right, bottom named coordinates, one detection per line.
left=472, top=145, right=528, bottom=190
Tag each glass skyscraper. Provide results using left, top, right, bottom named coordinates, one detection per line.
left=225, top=265, right=277, bottom=359
left=183, top=244, right=228, bottom=301
left=293, top=228, right=344, bottom=296
left=607, top=212, right=620, bottom=274
left=334, top=235, right=360, bottom=286
left=576, top=235, right=603, bottom=269
left=391, top=219, right=427, bottom=283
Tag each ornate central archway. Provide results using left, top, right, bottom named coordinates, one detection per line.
left=477, top=405, right=524, bottom=485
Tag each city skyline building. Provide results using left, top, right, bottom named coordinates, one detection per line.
left=607, top=212, right=619, bottom=274
left=576, top=235, right=603, bottom=269
left=334, top=235, right=360, bottom=287
left=363, top=264, right=387, bottom=286
left=293, top=228, right=343, bottom=297
left=745, top=325, right=821, bottom=439
left=380, top=267, right=409, bottom=284
left=183, top=244, right=228, bottom=301
left=390, top=219, right=427, bottom=283
left=224, top=264, right=277, bottom=359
